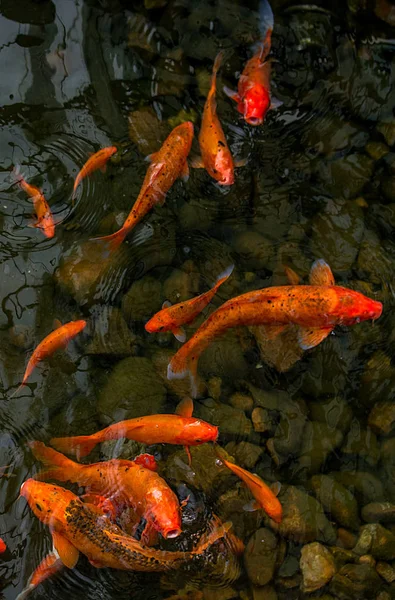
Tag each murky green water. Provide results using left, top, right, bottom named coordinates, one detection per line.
left=1, top=0, right=395, bottom=598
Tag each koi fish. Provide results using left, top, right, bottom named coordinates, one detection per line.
left=193, top=52, right=234, bottom=185
left=215, top=448, right=282, bottom=523
left=11, top=319, right=86, bottom=397
left=92, top=122, right=193, bottom=252
left=224, top=0, right=280, bottom=125
left=72, top=146, right=117, bottom=201
left=29, top=441, right=181, bottom=542
left=0, top=537, right=6, bottom=553
left=50, top=400, right=218, bottom=460
left=12, top=167, right=55, bottom=238
left=20, top=479, right=231, bottom=575
left=145, top=265, right=234, bottom=342
left=16, top=551, right=63, bottom=600
left=168, top=259, right=383, bottom=396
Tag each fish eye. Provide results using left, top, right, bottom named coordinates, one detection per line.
left=35, top=503, right=43, bottom=511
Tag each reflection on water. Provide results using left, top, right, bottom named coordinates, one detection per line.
left=0, top=0, right=395, bottom=598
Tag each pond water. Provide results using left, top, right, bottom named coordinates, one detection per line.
left=0, top=0, right=395, bottom=598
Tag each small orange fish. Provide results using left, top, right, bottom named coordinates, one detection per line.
left=0, top=537, right=6, bottom=553
left=145, top=265, right=234, bottom=342
left=15, top=551, right=63, bottom=600
left=194, top=52, right=235, bottom=185
left=215, top=449, right=282, bottom=523
left=12, top=167, right=55, bottom=238
left=92, top=122, right=193, bottom=252
left=72, top=146, right=117, bottom=201
left=11, top=319, right=86, bottom=396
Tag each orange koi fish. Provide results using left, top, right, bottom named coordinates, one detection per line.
left=168, top=259, right=383, bottom=395
left=92, top=122, right=193, bottom=252
left=20, top=479, right=231, bottom=575
left=193, top=52, right=234, bottom=185
left=16, top=551, right=63, bottom=600
left=0, top=537, right=6, bottom=553
left=145, top=265, right=234, bottom=342
left=72, top=146, right=117, bottom=201
left=215, top=449, right=282, bottom=523
left=50, top=400, right=218, bottom=460
left=29, top=441, right=181, bottom=542
left=11, top=319, right=86, bottom=396
left=12, top=167, right=55, bottom=238
left=224, top=0, right=280, bottom=125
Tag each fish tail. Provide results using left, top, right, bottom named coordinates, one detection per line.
left=90, top=228, right=127, bottom=253
left=9, top=383, right=25, bottom=399
left=258, top=0, right=274, bottom=37
left=192, top=516, right=232, bottom=555
left=11, top=165, right=24, bottom=184
left=212, top=50, right=224, bottom=80
left=49, top=434, right=98, bottom=459
left=213, top=264, right=234, bottom=290
left=28, top=441, right=76, bottom=481
left=167, top=346, right=200, bottom=399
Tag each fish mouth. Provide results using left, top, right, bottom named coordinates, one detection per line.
left=246, top=116, right=263, bottom=126
left=164, top=528, right=182, bottom=539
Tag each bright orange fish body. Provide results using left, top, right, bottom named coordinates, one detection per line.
left=145, top=265, right=234, bottom=342
left=168, top=260, right=383, bottom=391
left=13, top=168, right=55, bottom=238
left=29, top=441, right=182, bottom=541
left=13, top=320, right=86, bottom=395
left=93, top=122, right=193, bottom=252
left=72, top=146, right=117, bottom=200
left=20, top=479, right=230, bottom=573
left=199, top=52, right=234, bottom=185
left=0, top=537, right=6, bottom=553
left=50, top=413, right=219, bottom=459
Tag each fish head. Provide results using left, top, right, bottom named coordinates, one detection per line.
left=337, top=289, right=383, bottom=325
left=145, top=310, right=174, bottom=334
left=242, top=85, right=270, bottom=126
left=185, top=419, right=219, bottom=445
left=145, top=489, right=182, bottom=540
left=69, top=320, right=87, bottom=336
left=214, top=148, right=235, bottom=186
left=20, top=479, right=74, bottom=525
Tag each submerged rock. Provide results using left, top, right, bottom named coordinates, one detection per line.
left=194, top=399, right=253, bottom=439
left=224, top=442, right=263, bottom=470
left=234, top=230, right=274, bottom=271
left=330, top=471, right=384, bottom=504
left=354, top=524, right=395, bottom=561
left=199, top=331, right=249, bottom=382
left=368, top=402, right=395, bottom=437
left=310, top=475, right=360, bottom=530
left=295, top=421, right=343, bottom=477
left=121, top=276, right=163, bottom=323
left=362, top=502, right=395, bottom=524
left=300, top=542, right=336, bottom=592
left=217, top=487, right=263, bottom=541
left=86, top=307, right=137, bottom=356
left=330, top=564, right=381, bottom=599
left=244, top=528, right=279, bottom=586
left=341, top=422, right=379, bottom=467
left=309, top=396, right=353, bottom=435
left=128, top=107, right=168, bottom=156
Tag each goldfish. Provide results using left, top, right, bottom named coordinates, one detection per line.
left=29, top=441, right=182, bottom=542
left=11, top=319, right=87, bottom=396
left=168, top=259, right=383, bottom=396
left=12, top=167, right=55, bottom=238
left=224, top=0, right=280, bottom=125
left=145, top=265, right=234, bottom=342
left=50, top=400, right=218, bottom=460
left=92, top=122, right=193, bottom=252
left=15, top=551, right=63, bottom=600
left=20, top=479, right=231, bottom=575
left=0, top=537, right=6, bottom=553
left=215, top=448, right=282, bottom=523
left=193, top=52, right=235, bottom=185
left=72, top=146, right=117, bottom=202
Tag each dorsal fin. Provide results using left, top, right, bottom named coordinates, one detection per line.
left=309, top=259, right=335, bottom=286
left=53, top=319, right=62, bottom=330
left=176, top=397, right=194, bottom=418
left=284, top=266, right=300, bottom=285
left=162, top=300, right=172, bottom=309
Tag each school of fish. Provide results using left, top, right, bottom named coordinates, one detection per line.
left=4, top=0, right=385, bottom=597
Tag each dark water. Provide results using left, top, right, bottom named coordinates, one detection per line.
left=0, top=0, right=395, bottom=598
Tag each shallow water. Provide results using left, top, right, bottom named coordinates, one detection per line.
left=1, top=0, right=395, bottom=598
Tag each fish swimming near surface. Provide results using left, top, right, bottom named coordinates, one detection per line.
left=12, top=167, right=55, bottom=238
left=92, top=122, right=194, bottom=252
left=29, top=441, right=182, bottom=543
left=215, top=448, right=282, bottom=523
left=16, top=551, right=63, bottom=600
left=224, top=0, right=281, bottom=125
left=11, top=319, right=87, bottom=397
left=192, top=52, right=235, bottom=185
left=72, top=146, right=117, bottom=202
left=0, top=537, right=6, bottom=553
left=50, top=399, right=218, bottom=461
left=145, top=265, right=234, bottom=342
left=20, top=479, right=232, bottom=577
left=167, top=259, right=383, bottom=396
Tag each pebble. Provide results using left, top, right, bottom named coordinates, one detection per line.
left=310, top=474, right=360, bottom=530
left=252, top=407, right=275, bottom=434
left=244, top=527, right=278, bottom=586
left=300, top=542, right=336, bottom=592
left=376, top=561, right=395, bottom=583
left=229, top=393, right=254, bottom=412
left=368, top=402, right=395, bottom=436
left=362, top=502, right=395, bottom=524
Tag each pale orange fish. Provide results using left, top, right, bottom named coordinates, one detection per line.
left=72, top=146, right=117, bottom=201
left=12, top=167, right=55, bottom=238
left=11, top=319, right=86, bottom=396
left=15, top=551, right=63, bottom=600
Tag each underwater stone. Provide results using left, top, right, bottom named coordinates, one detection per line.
left=271, top=400, right=308, bottom=460
left=224, top=442, right=263, bottom=470
left=163, top=268, right=200, bottom=305
left=244, top=528, right=278, bottom=586
left=250, top=585, right=278, bottom=600
left=356, top=524, right=395, bottom=561
left=122, top=276, right=163, bottom=323
left=128, top=107, right=168, bottom=156
left=252, top=407, right=275, bottom=435
left=368, top=402, right=395, bottom=437
left=277, top=485, right=336, bottom=544
left=97, top=356, right=166, bottom=424
left=365, top=141, right=389, bottom=161
left=375, top=561, right=395, bottom=584
left=300, top=542, right=336, bottom=593
left=362, top=502, right=395, bottom=524
left=295, top=421, right=343, bottom=477
left=377, top=121, right=395, bottom=147
left=330, top=564, right=381, bottom=599
left=310, top=475, right=360, bottom=530
left=234, top=230, right=274, bottom=271
left=199, top=331, right=249, bottom=382
left=316, top=154, right=374, bottom=200
left=359, top=351, right=395, bottom=407
left=337, top=528, right=358, bottom=550
left=144, top=0, right=167, bottom=8
left=229, top=393, right=253, bottom=412
left=341, top=422, right=379, bottom=467
left=86, top=307, right=137, bottom=356
left=194, top=399, right=253, bottom=439
left=150, top=348, right=192, bottom=398
left=309, top=396, right=353, bottom=435
left=217, top=487, right=263, bottom=541
left=330, top=471, right=384, bottom=504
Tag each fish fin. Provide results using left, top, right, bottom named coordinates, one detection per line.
left=192, top=517, right=232, bottom=554
left=90, top=228, right=127, bottom=253
left=270, top=96, right=283, bottom=110
left=270, top=481, right=281, bottom=496
left=243, top=499, right=261, bottom=512
left=173, top=326, right=186, bottom=343
left=184, top=445, right=192, bottom=467
left=257, top=323, right=287, bottom=340
left=167, top=352, right=200, bottom=398
left=214, top=264, right=234, bottom=289
left=53, top=318, right=62, bottom=329
left=89, top=558, right=106, bottom=568
left=145, top=152, right=159, bottom=163
left=176, top=397, right=194, bottom=418
left=50, top=435, right=97, bottom=459
left=235, top=158, right=248, bottom=168
left=51, top=532, right=79, bottom=569
left=298, top=326, right=333, bottom=350
left=28, top=440, right=75, bottom=478
left=258, top=0, right=274, bottom=36
left=223, top=86, right=240, bottom=103
left=162, top=300, right=172, bottom=309
left=140, top=521, right=159, bottom=547
left=190, top=155, right=205, bottom=169
left=284, top=266, right=300, bottom=285
left=9, top=383, right=26, bottom=399
left=16, top=551, right=63, bottom=600
left=309, top=259, right=335, bottom=286
left=180, top=161, right=189, bottom=183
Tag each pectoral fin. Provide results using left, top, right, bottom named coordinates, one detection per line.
left=176, top=397, right=194, bottom=418
left=100, top=165, right=107, bottom=173
left=51, top=532, right=79, bottom=569
left=180, top=161, right=189, bottom=182
left=223, top=86, right=240, bottom=103
left=270, top=482, right=281, bottom=497
left=270, top=96, right=283, bottom=110
left=190, top=155, right=205, bottom=169
left=298, top=326, right=333, bottom=350
left=162, top=300, right=172, bottom=309
left=235, top=158, right=248, bottom=168
left=243, top=500, right=261, bottom=512
left=309, top=259, right=335, bottom=286
left=172, top=326, right=186, bottom=343
left=53, top=319, right=62, bottom=329
left=145, top=152, right=159, bottom=162
left=258, top=324, right=287, bottom=340
left=284, top=266, right=300, bottom=285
